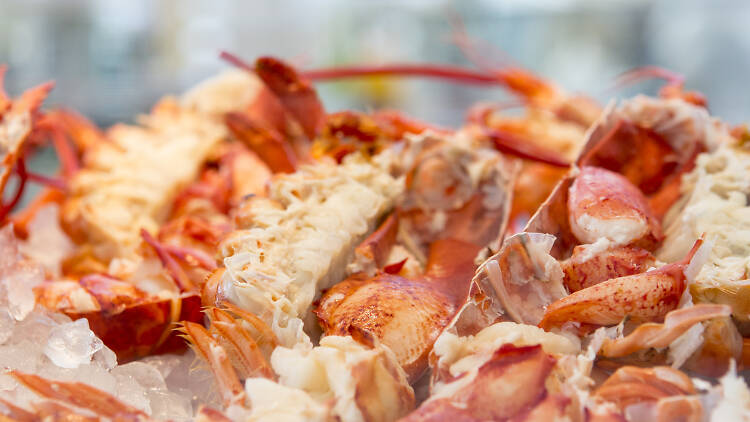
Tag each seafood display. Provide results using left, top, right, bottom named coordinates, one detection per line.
left=1, top=44, right=750, bottom=422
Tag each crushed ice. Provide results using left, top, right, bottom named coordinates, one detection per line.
left=0, top=224, right=216, bottom=420
left=0, top=225, right=43, bottom=321
left=43, top=318, right=103, bottom=369
left=20, top=204, right=74, bottom=277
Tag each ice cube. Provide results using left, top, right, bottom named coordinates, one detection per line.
left=0, top=340, right=43, bottom=373
left=112, top=361, right=192, bottom=420
left=148, top=390, right=193, bottom=422
left=112, top=364, right=153, bottom=414
left=140, top=351, right=219, bottom=417
left=5, top=262, right=44, bottom=321
left=93, top=344, right=118, bottom=370
left=0, top=225, right=46, bottom=321
left=43, top=318, right=103, bottom=369
left=20, top=205, right=74, bottom=277
left=140, top=353, right=185, bottom=379
left=113, top=361, right=168, bottom=390
left=11, top=308, right=61, bottom=347
left=155, top=350, right=221, bottom=412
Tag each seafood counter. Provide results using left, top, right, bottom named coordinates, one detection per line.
left=1, top=50, right=750, bottom=422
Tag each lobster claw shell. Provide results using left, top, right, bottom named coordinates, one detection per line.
left=524, top=174, right=578, bottom=259
left=449, top=232, right=567, bottom=335
left=67, top=292, right=203, bottom=362
left=316, top=239, right=479, bottom=382
left=539, top=239, right=704, bottom=330
left=254, top=56, right=326, bottom=140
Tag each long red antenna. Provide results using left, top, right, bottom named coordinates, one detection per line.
left=221, top=50, right=499, bottom=85
left=302, top=64, right=500, bottom=85
left=612, top=65, right=706, bottom=107
left=613, top=66, right=685, bottom=91
left=219, top=51, right=255, bottom=73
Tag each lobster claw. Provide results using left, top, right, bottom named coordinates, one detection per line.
left=254, top=56, right=325, bottom=140
left=539, top=239, right=704, bottom=331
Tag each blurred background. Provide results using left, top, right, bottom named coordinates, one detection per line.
left=1, top=0, right=749, bottom=128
